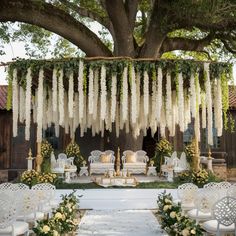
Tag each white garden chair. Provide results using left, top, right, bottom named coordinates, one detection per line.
left=0, top=193, right=29, bottom=236
left=31, top=183, right=56, bottom=215
left=218, top=181, right=232, bottom=198
left=17, top=190, right=44, bottom=224
left=187, top=190, right=218, bottom=223
left=202, top=196, right=236, bottom=236
left=177, top=183, right=198, bottom=211
left=13, top=183, right=29, bottom=191
left=0, top=182, right=13, bottom=190
left=227, top=185, right=236, bottom=197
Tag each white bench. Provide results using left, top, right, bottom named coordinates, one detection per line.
left=88, top=150, right=115, bottom=175
left=121, top=150, right=149, bottom=175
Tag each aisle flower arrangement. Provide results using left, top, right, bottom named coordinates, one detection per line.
left=65, top=142, right=84, bottom=171
left=157, top=191, right=203, bottom=235
left=184, top=140, right=197, bottom=166
left=33, top=191, right=80, bottom=235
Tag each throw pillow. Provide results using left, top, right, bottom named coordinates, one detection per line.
left=100, top=153, right=111, bottom=163
left=126, top=153, right=136, bottom=163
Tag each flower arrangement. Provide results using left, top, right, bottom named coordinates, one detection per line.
left=191, top=169, right=209, bottom=187
left=65, top=142, right=84, bottom=171
left=20, top=170, right=39, bottom=187
left=20, top=170, right=58, bottom=187
left=37, top=173, right=58, bottom=184
left=184, top=140, right=197, bottom=166
left=157, top=191, right=203, bottom=236
left=155, top=138, right=173, bottom=172
left=41, top=140, right=53, bottom=159
left=33, top=190, right=80, bottom=235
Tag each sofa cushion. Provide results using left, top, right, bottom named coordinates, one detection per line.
left=100, top=154, right=111, bottom=163
left=126, top=154, right=136, bottom=163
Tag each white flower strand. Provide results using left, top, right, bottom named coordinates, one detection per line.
left=204, top=63, right=213, bottom=145
left=93, top=69, right=99, bottom=120
left=156, top=67, right=163, bottom=123
left=122, top=66, right=128, bottom=122
left=160, top=100, right=166, bottom=138
left=178, top=73, right=184, bottom=132
left=184, top=92, right=191, bottom=131
left=100, top=65, right=107, bottom=120
left=78, top=60, right=84, bottom=123
left=52, top=67, right=58, bottom=112
left=190, top=73, right=196, bottom=118
left=12, top=69, right=18, bottom=137
left=201, top=92, right=206, bottom=128
left=19, top=86, right=25, bottom=123
left=195, top=74, right=201, bottom=141
left=110, top=73, right=117, bottom=123
left=143, top=71, right=149, bottom=116
left=88, top=66, right=94, bottom=115
left=64, top=91, right=69, bottom=134
left=165, top=72, right=172, bottom=130
left=151, top=80, right=157, bottom=131
left=136, top=72, right=141, bottom=120
left=68, top=71, right=74, bottom=118
left=58, top=69, right=64, bottom=126
left=46, top=90, right=53, bottom=127
left=216, top=79, right=223, bottom=136
left=25, top=67, right=32, bottom=140
left=130, top=65, right=137, bottom=125
left=36, top=68, right=44, bottom=142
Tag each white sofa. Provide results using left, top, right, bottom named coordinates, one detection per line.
left=88, top=150, right=115, bottom=175
left=121, top=150, right=149, bottom=175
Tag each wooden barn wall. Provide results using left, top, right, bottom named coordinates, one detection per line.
left=0, top=111, right=12, bottom=169
left=223, top=110, right=236, bottom=168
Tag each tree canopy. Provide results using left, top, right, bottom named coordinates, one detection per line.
left=0, top=0, right=236, bottom=59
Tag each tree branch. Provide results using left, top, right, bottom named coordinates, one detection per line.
left=124, top=0, right=138, bottom=31
left=0, top=0, right=112, bottom=57
left=160, top=34, right=214, bottom=54
left=105, top=0, right=134, bottom=56
left=58, top=0, right=112, bottom=32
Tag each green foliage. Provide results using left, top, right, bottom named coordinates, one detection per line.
left=33, top=190, right=80, bottom=235
left=157, top=191, right=203, bottom=235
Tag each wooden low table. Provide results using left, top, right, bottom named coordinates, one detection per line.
left=94, top=176, right=138, bottom=187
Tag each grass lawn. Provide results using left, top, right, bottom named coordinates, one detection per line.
left=55, top=181, right=179, bottom=189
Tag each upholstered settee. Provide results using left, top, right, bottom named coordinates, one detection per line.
left=121, top=150, right=149, bottom=174
left=88, top=150, right=115, bottom=175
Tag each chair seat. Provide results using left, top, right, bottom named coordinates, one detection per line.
left=188, top=209, right=212, bottom=221
left=52, top=168, right=64, bottom=173
left=181, top=202, right=195, bottom=210
left=90, top=163, right=114, bottom=167
left=202, top=220, right=235, bottom=233
left=17, top=211, right=45, bottom=221
left=50, top=199, right=59, bottom=208
left=123, top=163, right=146, bottom=167
left=0, top=221, right=29, bottom=235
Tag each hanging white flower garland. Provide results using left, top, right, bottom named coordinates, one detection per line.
left=177, top=72, right=184, bottom=132
left=78, top=60, right=84, bottom=123
left=122, top=66, right=128, bottom=122
left=204, top=63, right=213, bottom=146
left=36, top=68, right=44, bottom=142
left=165, top=72, right=172, bottom=131
left=88, top=67, right=94, bottom=115
left=110, top=73, right=117, bottom=123
left=68, top=71, right=74, bottom=118
left=190, top=73, right=196, bottom=118
left=130, top=65, right=137, bottom=125
left=100, top=64, right=107, bottom=120
left=156, top=67, right=163, bottom=123
left=52, top=67, right=58, bottom=112
left=58, top=69, right=64, bottom=126
left=12, top=69, right=18, bottom=137
left=215, top=79, right=223, bottom=136
left=143, top=71, right=149, bottom=117
left=201, top=92, right=206, bottom=129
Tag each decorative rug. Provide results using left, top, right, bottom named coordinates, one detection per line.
left=77, top=209, right=168, bottom=236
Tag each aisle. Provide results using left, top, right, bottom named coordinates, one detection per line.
left=78, top=210, right=168, bottom=236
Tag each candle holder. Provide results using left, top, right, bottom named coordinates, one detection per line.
left=26, top=148, right=34, bottom=170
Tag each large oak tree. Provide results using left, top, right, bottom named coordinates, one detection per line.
left=0, top=0, right=236, bottom=59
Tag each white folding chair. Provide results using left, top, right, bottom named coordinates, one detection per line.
left=0, top=193, right=29, bottom=236
left=202, top=196, right=236, bottom=236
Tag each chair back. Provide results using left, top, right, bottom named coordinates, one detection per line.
left=213, top=196, right=236, bottom=227
left=227, top=185, right=236, bottom=197
left=13, top=183, right=30, bottom=190
left=0, top=182, right=13, bottom=190
left=0, top=193, right=17, bottom=229
left=177, top=183, right=198, bottom=203
left=179, top=152, right=189, bottom=170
